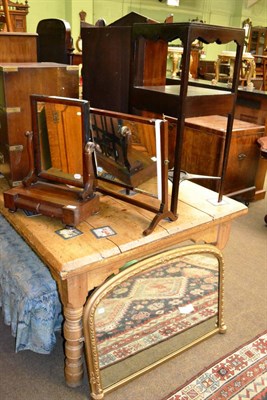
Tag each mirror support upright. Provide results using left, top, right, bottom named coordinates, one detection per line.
left=23, top=130, right=38, bottom=187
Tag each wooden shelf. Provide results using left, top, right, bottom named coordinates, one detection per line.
left=130, top=22, right=245, bottom=213
left=132, top=85, right=234, bottom=118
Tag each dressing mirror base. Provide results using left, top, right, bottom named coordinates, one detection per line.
left=143, top=209, right=178, bottom=236
left=3, top=182, right=100, bottom=227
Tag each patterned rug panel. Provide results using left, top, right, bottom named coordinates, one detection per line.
left=162, top=332, right=267, bottom=400
left=95, top=255, right=219, bottom=368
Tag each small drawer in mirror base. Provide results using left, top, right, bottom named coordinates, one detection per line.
left=3, top=182, right=100, bottom=227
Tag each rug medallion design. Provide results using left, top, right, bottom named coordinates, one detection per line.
left=163, top=332, right=267, bottom=400
left=95, top=255, right=219, bottom=368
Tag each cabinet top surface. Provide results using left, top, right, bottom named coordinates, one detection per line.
left=134, top=21, right=243, bottom=30
left=185, top=115, right=265, bottom=132
left=134, top=85, right=232, bottom=97
left=0, top=62, right=79, bottom=70
left=84, top=22, right=245, bottom=44
left=0, top=32, right=37, bottom=37
left=132, top=22, right=245, bottom=43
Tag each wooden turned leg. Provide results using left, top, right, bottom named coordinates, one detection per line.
left=63, top=306, right=84, bottom=387
left=216, top=221, right=231, bottom=250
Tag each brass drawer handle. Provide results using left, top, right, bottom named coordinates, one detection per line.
left=238, top=153, right=247, bottom=160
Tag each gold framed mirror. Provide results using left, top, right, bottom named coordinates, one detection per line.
left=83, top=244, right=226, bottom=399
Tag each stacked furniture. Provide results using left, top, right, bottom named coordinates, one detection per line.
left=82, top=20, right=245, bottom=211
left=0, top=13, right=80, bottom=186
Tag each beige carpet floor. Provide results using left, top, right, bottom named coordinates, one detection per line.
left=0, top=194, right=266, bottom=400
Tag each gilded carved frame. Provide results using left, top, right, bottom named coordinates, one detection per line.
left=83, top=244, right=226, bottom=399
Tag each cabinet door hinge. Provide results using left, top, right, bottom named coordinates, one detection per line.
left=6, top=144, right=24, bottom=152
left=5, top=107, right=21, bottom=114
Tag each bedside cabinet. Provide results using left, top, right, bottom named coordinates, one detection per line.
left=181, top=115, right=265, bottom=202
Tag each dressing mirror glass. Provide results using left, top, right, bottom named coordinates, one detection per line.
left=90, top=108, right=177, bottom=235
left=83, top=244, right=226, bottom=398
left=30, top=94, right=91, bottom=188
left=91, top=109, right=163, bottom=199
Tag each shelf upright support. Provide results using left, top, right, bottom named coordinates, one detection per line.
left=217, top=38, right=244, bottom=202
left=170, top=32, right=192, bottom=216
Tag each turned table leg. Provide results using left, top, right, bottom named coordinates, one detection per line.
left=216, top=221, right=232, bottom=250
left=63, top=306, right=84, bottom=387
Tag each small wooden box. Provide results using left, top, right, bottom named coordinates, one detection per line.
left=0, top=62, right=79, bottom=186
left=181, top=115, right=265, bottom=202
left=0, top=33, right=37, bottom=62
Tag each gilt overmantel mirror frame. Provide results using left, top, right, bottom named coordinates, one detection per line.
left=83, top=244, right=226, bottom=399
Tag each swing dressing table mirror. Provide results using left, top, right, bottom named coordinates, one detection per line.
left=90, top=108, right=177, bottom=235
left=4, top=97, right=176, bottom=234
left=4, top=95, right=100, bottom=226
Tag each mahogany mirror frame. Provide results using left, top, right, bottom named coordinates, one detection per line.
left=90, top=107, right=177, bottom=235
left=26, top=94, right=92, bottom=190
left=19, top=97, right=177, bottom=234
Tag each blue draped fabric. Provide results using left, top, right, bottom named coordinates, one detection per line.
left=0, top=214, right=63, bottom=354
